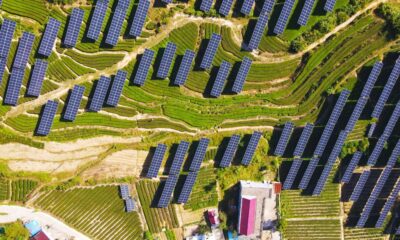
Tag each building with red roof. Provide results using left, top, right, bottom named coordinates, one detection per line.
left=238, top=196, right=257, bottom=235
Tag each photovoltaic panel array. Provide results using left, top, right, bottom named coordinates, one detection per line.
left=219, top=0, right=233, bottom=16
left=169, top=141, right=190, bottom=175
left=220, top=134, right=241, bottom=167
left=38, top=18, right=61, bottom=57
left=12, top=32, right=34, bottom=69
left=89, top=76, right=111, bottom=112
left=240, top=0, right=255, bottom=15
left=177, top=172, right=198, bottom=203
left=162, top=0, right=172, bottom=4
left=283, top=158, right=302, bottom=190
left=366, top=138, right=386, bottom=166
left=298, top=0, right=315, bottom=26
left=106, top=70, right=127, bottom=106
left=210, top=61, right=231, bottom=97
left=341, top=151, right=362, bottom=183
left=274, top=121, right=294, bottom=156
left=4, top=69, right=25, bottom=105
left=360, top=62, right=383, bottom=99
left=87, top=0, right=109, bottom=40
left=372, top=57, right=400, bottom=119
left=298, top=157, right=319, bottom=189
left=36, top=100, right=58, bottom=136
left=200, top=33, right=221, bottom=70
left=125, top=198, right=135, bottom=212
left=381, top=101, right=400, bottom=139
left=367, top=123, right=376, bottom=138
left=349, top=170, right=370, bottom=202
left=129, top=0, right=150, bottom=37
left=26, top=60, right=48, bottom=97
left=189, top=138, right=210, bottom=172
left=63, top=85, right=85, bottom=121
left=313, top=131, right=348, bottom=195
left=200, top=0, right=213, bottom=13
left=232, top=57, right=252, bottom=93
left=345, top=97, right=368, bottom=133
left=293, top=123, right=314, bottom=157
left=376, top=178, right=400, bottom=228
left=120, top=184, right=130, bottom=199
left=241, top=131, right=262, bottom=166
left=247, top=13, right=269, bottom=50
left=261, top=0, right=275, bottom=15
left=157, top=174, right=179, bottom=208
left=105, top=0, right=130, bottom=46
left=133, top=49, right=154, bottom=86
left=324, top=0, right=336, bottom=12
left=157, top=42, right=177, bottom=79
left=146, top=144, right=167, bottom=178
left=273, top=0, right=295, bottom=35
left=64, top=8, right=84, bottom=47
left=174, top=50, right=195, bottom=86
left=0, top=19, right=16, bottom=83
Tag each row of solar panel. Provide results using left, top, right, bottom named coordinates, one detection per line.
left=200, top=0, right=275, bottom=15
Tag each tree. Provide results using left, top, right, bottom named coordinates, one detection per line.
left=3, top=221, right=29, bottom=240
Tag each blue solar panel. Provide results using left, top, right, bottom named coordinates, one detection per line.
left=293, top=123, right=314, bottom=157
left=200, top=0, right=213, bottom=12
left=157, top=174, right=179, bottom=208
left=298, top=0, right=315, bottom=26
left=64, top=8, right=84, bottom=47
left=189, top=138, right=210, bottom=172
left=26, top=60, right=48, bottom=97
left=273, top=0, right=295, bottom=35
left=210, top=61, right=231, bottom=97
left=157, top=42, right=177, bottom=79
left=366, top=137, right=386, bottom=166
left=120, top=184, right=130, bottom=199
left=220, top=134, right=241, bottom=168
left=386, top=140, right=400, bottom=167
left=174, top=50, right=195, bottom=86
left=200, top=33, right=221, bottom=70
left=4, top=68, right=25, bottom=106
left=129, top=0, right=150, bottom=37
left=38, top=18, right=61, bottom=57
left=125, top=197, right=136, bottom=212
left=133, top=49, right=154, bottom=86
left=341, top=152, right=362, bottom=183
left=283, top=158, right=302, bottom=190
left=162, top=0, right=172, bottom=3
left=349, top=170, right=370, bottom=202
left=87, top=0, right=109, bottom=40
left=232, top=57, right=252, bottom=93
left=36, top=100, right=58, bottom=136
left=367, top=123, right=376, bottom=138
left=105, top=0, right=129, bottom=46
left=324, top=0, right=336, bottom=12
left=89, top=76, right=111, bottom=112
left=169, top=141, right=190, bottom=175
left=0, top=58, right=7, bottom=85
left=106, top=70, right=127, bottom=106
left=247, top=14, right=269, bottom=50
left=0, top=19, right=16, bottom=58
left=13, top=32, right=34, bottom=69
left=345, top=97, right=368, bottom=133
left=177, top=172, right=198, bottom=203
left=241, top=0, right=255, bottom=15
left=298, top=157, right=319, bottom=189
left=381, top=101, right=400, bottom=139
left=274, top=121, right=294, bottom=156
left=146, top=143, right=167, bottom=178
left=376, top=178, right=400, bottom=228
left=63, top=85, right=85, bottom=121
left=261, top=0, right=275, bottom=15
left=219, top=0, right=234, bottom=16
left=242, top=131, right=262, bottom=166
left=361, top=61, right=383, bottom=98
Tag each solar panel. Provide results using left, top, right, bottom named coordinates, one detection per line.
left=64, top=8, right=84, bottom=47
left=129, top=0, right=150, bottom=37
left=345, top=97, right=368, bottom=133
left=200, top=0, right=213, bottom=13
left=372, top=58, right=400, bottom=119
left=273, top=0, right=295, bottom=35
left=125, top=197, right=135, bottom=212
left=232, top=57, right=252, bottom=93
left=375, top=178, right=400, bottom=228
left=298, top=0, right=315, bottom=26
left=293, top=123, right=314, bottom=157
left=63, top=85, right=85, bottom=121
left=341, top=151, right=362, bottom=183
left=157, top=175, right=179, bottom=208
left=26, top=60, right=48, bottom=97
left=157, top=42, right=177, bottom=79
left=162, top=0, right=172, bottom=3
left=241, top=131, right=262, bottom=166
left=367, top=123, right=376, bottom=138
left=260, top=0, right=275, bottom=15
left=120, top=184, right=130, bottom=199
left=38, top=18, right=61, bottom=57
left=324, top=0, right=336, bottom=12
left=298, top=157, right=319, bottom=189
left=283, top=158, right=302, bottom=190
left=36, top=100, right=58, bottom=136
left=87, top=0, right=109, bottom=40
left=0, top=58, right=7, bottom=85
left=133, top=49, right=154, bottom=86
left=174, top=50, right=195, bottom=86
left=177, top=172, right=198, bottom=203
left=13, top=32, right=34, bottom=69
left=240, top=0, right=255, bottom=15
left=386, top=140, right=400, bottom=167
left=4, top=68, right=25, bottom=106
left=146, top=143, right=167, bottom=178
left=247, top=14, right=269, bottom=50
left=210, top=61, right=231, bottom=97
left=274, top=121, right=294, bottom=156
left=366, top=137, right=386, bottom=166
left=200, top=33, right=221, bottom=70
left=361, top=61, right=383, bottom=98
left=169, top=141, right=190, bottom=175
left=88, top=76, right=111, bottom=112
left=219, top=0, right=234, bottom=16
left=105, top=0, right=129, bottom=46
left=349, top=170, right=370, bottom=202
left=381, top=101, right=400, bottom=139
left=220, top=134, right=241, bottom=168
left=0, top=19, right=16, bottom=58
left=189, top=138, right=210, bottom=172
left=106, top=70, right=127, bottom=106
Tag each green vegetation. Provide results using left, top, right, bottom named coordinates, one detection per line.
left=377, top=3, right=400, bottom=37
left=283, top=219, right=342, bottom=240
left=184, top=167, right=218, bottom=210
left=0, top=178, right=10, bottom=201
left=11, top=179, right=38, bottom=202
left=0, top=221, right=30, bottom=240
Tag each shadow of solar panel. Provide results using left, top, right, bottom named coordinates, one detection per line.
left=200, top=33, right=221, bottom=70
left=324, top=0, right=336, bottom=12
left=261, top=0, right=275, bottom=15
left=298, top=0, right=315, bottom=26
left=200, top=0, right=213, bottom=12
left=157, top=42, right=177, bottom=79
left=293, top=123, right=314, bottom=157
left=87, top=0, right=109, bottom=40
left=189, top=138, right=210, bottom=172
left=0, top=19, right=16, bottom=58
left=283, top=158, right=302, bottom=190
left=298, top=157, right=319, bottom=189
left=64, top=8, right=84, bottom=47
left=38, top=18, right=61, bottom=57
left=341, top=152, right=362, bottom=183
left=157, top=175, right=179, bottom=208
left=106, top=70, right=127, bottom=106
left=174, top=50, right=195, bottom=86
left=146, top=143, right=167, bottom=178
left=273, top=0, right=295, bottom=35
left=26, top=60, right=48, bottom=97
left=232, top=57, right=252, bottom=93
left=210, top=61, right=231, bottom=97
left=125, top=197, right=136, bottom=212
left=4, top=68, right=25, bottom=106
left=63, top=85, right=85, bottom=121
left=219, top=0, right=234, bottom=16
left=177, top=172, right=198, bottom=203
left=129, top=0, right=150, bottom=37
left=89, top=76, right=111, bottom=112
left=133, top=49, right=154, bottom=86
left=170, top=141, right=190, bottom=175
left=376, top=178, right=400, bottom=228
left=240, top=0, right=255, bottom=15
left=13, top=32, right=34, bottom=69
left=37, top=100, right=58, bottom=136
left=0, top=58, right=7, bottom=84
left=274, top=121, right=294, bottom=156
left=220, top=134, right=241, bottom=167
left=105, top=1, right=129, bottom=46
left=120, top=184, right=131, bottom=199
left=247, top=14, right=269, bottom=50
left=241, top=131, right=262, bottom=166
left=349, top=170, right=370, bottom=202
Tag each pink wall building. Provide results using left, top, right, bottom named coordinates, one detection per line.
left=239, top=196, right=257, bottom=236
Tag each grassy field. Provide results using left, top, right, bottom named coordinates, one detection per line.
left=10, top=179, right=38, bottom=202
